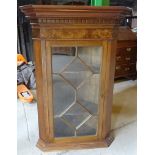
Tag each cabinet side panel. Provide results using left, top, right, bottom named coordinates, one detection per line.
left=33, top=39, right=46, bottom=141
left=33, top=39, right=53, bottom=142
left=103, top=40, right=117, bottom=138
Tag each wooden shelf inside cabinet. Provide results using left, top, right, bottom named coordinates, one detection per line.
left=115, top=26, right=137, bottom=80
left=20, top=5, right=131, bottom=152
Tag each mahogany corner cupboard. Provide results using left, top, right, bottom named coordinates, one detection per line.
left=20, top=5, right=131, bottom=151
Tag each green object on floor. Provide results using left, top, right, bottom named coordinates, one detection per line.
left=91, top=0, right=109, bottom=6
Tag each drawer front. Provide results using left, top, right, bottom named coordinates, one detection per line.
left=115, top=64, right=136, bottom=77
left=115, top=45, right=137, bottom=77
left=116, top=55, right=124, bottom=63
left=125, top=47, right=137, bottom=56
left=117, top=46, right=137, bottom=56
left=115, top=65, right=123, bottom=76
left=116, top=54, right=136, bottom=64
left=116, top=46, right=137, bottom=65
left=122, top=64, right=136, bottom=74
left=124, top=55, right=137, bottom=63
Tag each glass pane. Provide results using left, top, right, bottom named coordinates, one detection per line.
left=53, top=74, right=75, bottom=116
left=52, top=46, right=102, bottom=138
left=54, top=117, right=74, bottom=137
left=78, top=47, right=102, bottom=73
left=61, top=58, right=92, bottom=88
left=77, top=74, right=100, bottom=115
left=52, top=47, right=76, bottom=73
left=76, top=116, right=97, bottom=136
left=62, top=103, right=91, bottom=128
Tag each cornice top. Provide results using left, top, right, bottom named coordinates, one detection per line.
left=20, top=5, right=132, bottom=19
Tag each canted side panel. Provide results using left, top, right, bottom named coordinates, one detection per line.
left=97, top=41, right=108, bottom=139
left=96, top=40, right=117, bottom=140
left=33, top=39, right=54, bottom=142
left=33, top=40, right=47, bottom=141
left=102, top=40, right=117, bottom=138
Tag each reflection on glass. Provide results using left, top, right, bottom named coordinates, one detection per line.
left=63, top=103, right=90, bottom=128
left=52, top=46, right=102, bottom=138
left=54, top=117, right=74, bottom=137
left=78, top=47, right=102, bottom=73
left=52, top=47, right=76, bottom=73
left=53, top=74, right=75, bottom=116
left=77, top=74, right=99, bottom=115
left=76, top=116, right=98, bottom=136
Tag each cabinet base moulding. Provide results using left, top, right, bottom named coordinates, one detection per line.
left=37, top=135, right=114, bottom=151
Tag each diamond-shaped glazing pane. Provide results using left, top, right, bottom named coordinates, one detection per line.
left=62, top=103, right=90, bottom=128
left=61, top=58, right=92, bottom=88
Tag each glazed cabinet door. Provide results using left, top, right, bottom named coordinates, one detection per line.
left=45, top=41, right=106, bottom=142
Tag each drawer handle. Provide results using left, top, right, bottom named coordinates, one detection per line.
left=125, top=57, right=131, bottom=60
left=116, top=66, right=121, bottom=70
left=126, top=48, right=131, bottom=51
left=125, top=67, right=130, bottom=71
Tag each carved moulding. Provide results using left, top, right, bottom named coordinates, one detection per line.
left=33, top=17, right=122, bottom=25
left=34, top=28, right=117, bottom=40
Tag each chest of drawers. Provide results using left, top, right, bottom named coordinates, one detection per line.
left=115, top=27, right=137, bottom=79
